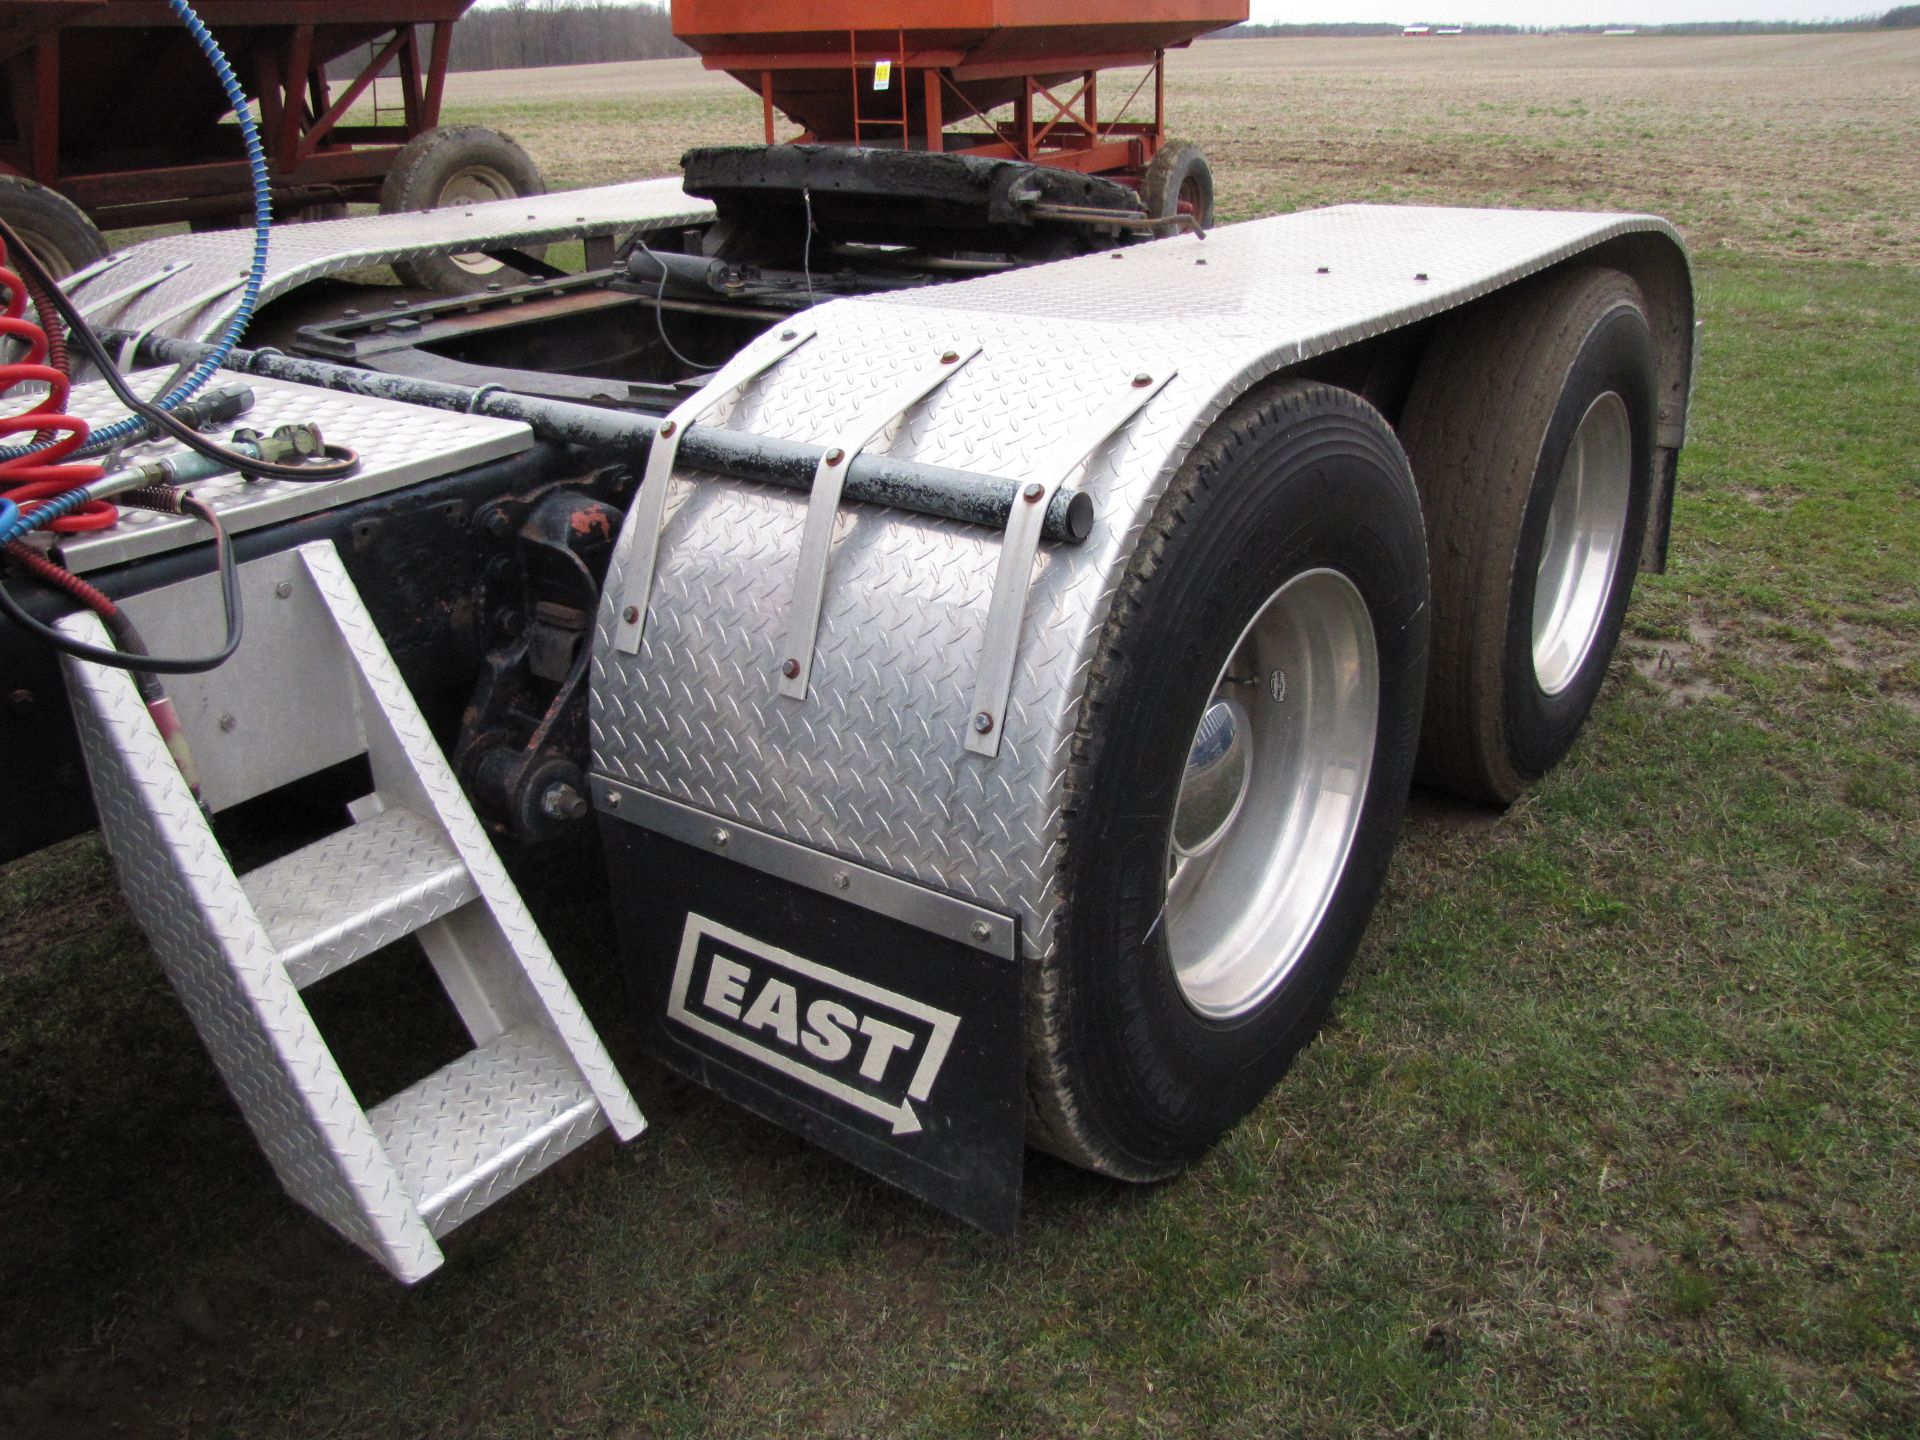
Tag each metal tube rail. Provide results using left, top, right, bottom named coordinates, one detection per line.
left=123, top=334, right=1094, bottom=544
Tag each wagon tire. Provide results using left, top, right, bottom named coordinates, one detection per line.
left=1027, top=380, right=1429, bottom=1181
left=0, top=177, right=107, bottom=280
left=1399, top=266, right=1658, bottom=805
left=379, top=125, right=547, bottom=293
left=1139, top=140, right=1215, bottom=229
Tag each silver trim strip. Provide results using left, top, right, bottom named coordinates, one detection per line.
left=778, top=344, right=982, bottom=700
left=611, top=323, right=818, bottom=654
left=965, top=370, right=1175, bottom=758
left=593, top=777, right=1018, bottom=961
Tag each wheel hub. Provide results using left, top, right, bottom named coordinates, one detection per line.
left=1165, top=568, right=1380, bottom=1020
left=1532, top=391, right=1633, bottom=696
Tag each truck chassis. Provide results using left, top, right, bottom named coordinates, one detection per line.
left=2, top=149, right=1694, bottom=1280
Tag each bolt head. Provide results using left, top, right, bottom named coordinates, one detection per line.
left=824, top=447, right=845, bottom=467
left=539, top=782, right=587, bottom=821
left=1132, top=373, right=1153, bottom=387
left=623, top=605, right=640, bottom=624
left=274, top=580, right=293, bottom=599
left=780, top=329, right=798, bottom=341
left=1415, top=273, right=1429, bottom=283
left=659, top=419, right=677, bottom=438
left=218, top=713, right=238, bottom=733
left=781, top=658, right=801, bottom=680
left=605, top=790, right=621, bottom=810
left=968, top=921, right=992, bottom=944
left=972, top=711, right=994, bottom=734
left=711, top=827, right=730, bottom=848
left=1022, top=482, right=1044, bottom=502
left=831, top=871, right=851, bottom=891
left=1317, top=266, right=1330, bottom=275
left=940, top=350, right=960, bottom=364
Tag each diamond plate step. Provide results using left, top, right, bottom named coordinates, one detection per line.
left=241, top=806, right=478, bottom=989
left=59, top=538, right=644, bottom=1283
left=368, top=1026, right=605, bottom=1236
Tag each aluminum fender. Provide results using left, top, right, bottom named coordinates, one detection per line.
left=590, top=204, right=1690, bottom=959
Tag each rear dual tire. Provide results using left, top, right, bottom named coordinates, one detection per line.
left=1028, top=381, right=1429, bottom=1179
left=1399, top=266, right=1659, bottom=804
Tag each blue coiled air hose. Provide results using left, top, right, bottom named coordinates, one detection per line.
left=34, top=0, right=271, bottom=461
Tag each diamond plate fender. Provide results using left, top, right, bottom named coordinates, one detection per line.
left=589, top=204, right=1691, bottom=960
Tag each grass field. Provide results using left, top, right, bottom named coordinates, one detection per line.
left=3, top=32, right=1917, bottom=1440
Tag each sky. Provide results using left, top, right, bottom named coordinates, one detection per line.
left=1247, top=2, right=1874, bottom=20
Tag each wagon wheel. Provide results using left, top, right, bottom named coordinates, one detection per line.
left=0, top=177, right=108, bottom=280
left=379, top=125, right=548, bottom=294
left=1139, top=140, right=1216, bottom=230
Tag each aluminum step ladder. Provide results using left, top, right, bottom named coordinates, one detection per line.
left=58, top=540, right=643, bottom=1283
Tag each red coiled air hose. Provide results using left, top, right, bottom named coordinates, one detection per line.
left=0, top=234, right=112, bottom=532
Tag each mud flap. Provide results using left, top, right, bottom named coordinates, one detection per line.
left=600, top=811, right=1025, bottom=1235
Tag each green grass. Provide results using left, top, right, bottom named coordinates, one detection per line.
left=4, top=44, right=1919, bottom=1440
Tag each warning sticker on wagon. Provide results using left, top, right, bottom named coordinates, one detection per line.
left=667, top=913, right=960, bottom=1136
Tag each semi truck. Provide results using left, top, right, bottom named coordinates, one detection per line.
left=0, top=0, right=1695, bottom=1282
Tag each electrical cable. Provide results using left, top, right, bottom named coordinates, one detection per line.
left=0, top=214, right=357, bottom=484
left=631, top=233, right=727, bottom=373
left=0, top=491, right=243, bottom=674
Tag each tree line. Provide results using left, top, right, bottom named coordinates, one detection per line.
left=444, top=1, right=689, bottom=73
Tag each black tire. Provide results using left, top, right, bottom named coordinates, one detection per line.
left=378, top=125, right=546, bottom=293
left=1027, top=380, right=1430, bottom=1180
left=0, top=176, right=108, bottom=279
left=1398, top=266, right=1658, bottom=805
left=1139, top=140, right=1215, bottom=228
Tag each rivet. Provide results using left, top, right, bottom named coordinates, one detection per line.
left=274, top=580, right=292, bottom=599
left=1023, top=482, right=1044, bottom=502
left=659, top=419, right=677, bottom=438
left=781, top=658, right=801, bottom=679
left=831, top=871, right=851, bottom=890
left=940, top=350, right=960, bottom=364
left=218, top=713, right=238, bottom=733
left=1132, top=373, right=1153, bottom=387
left=972, top=711, right=994, bottom=734
left=622, top=605, right=640, bottom=624
left=825, top=447, right=845, bottom=466
left=711, top=827, right=730, bottom=848
left=969, top=921, right=992, bottom=944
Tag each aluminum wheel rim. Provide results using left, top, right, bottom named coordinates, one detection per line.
left=1532, top=391, right=1632, bottom=697
left=1165, top=568, right=1380, bottom=1020
left=436, top=165, right=517, bottom=276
